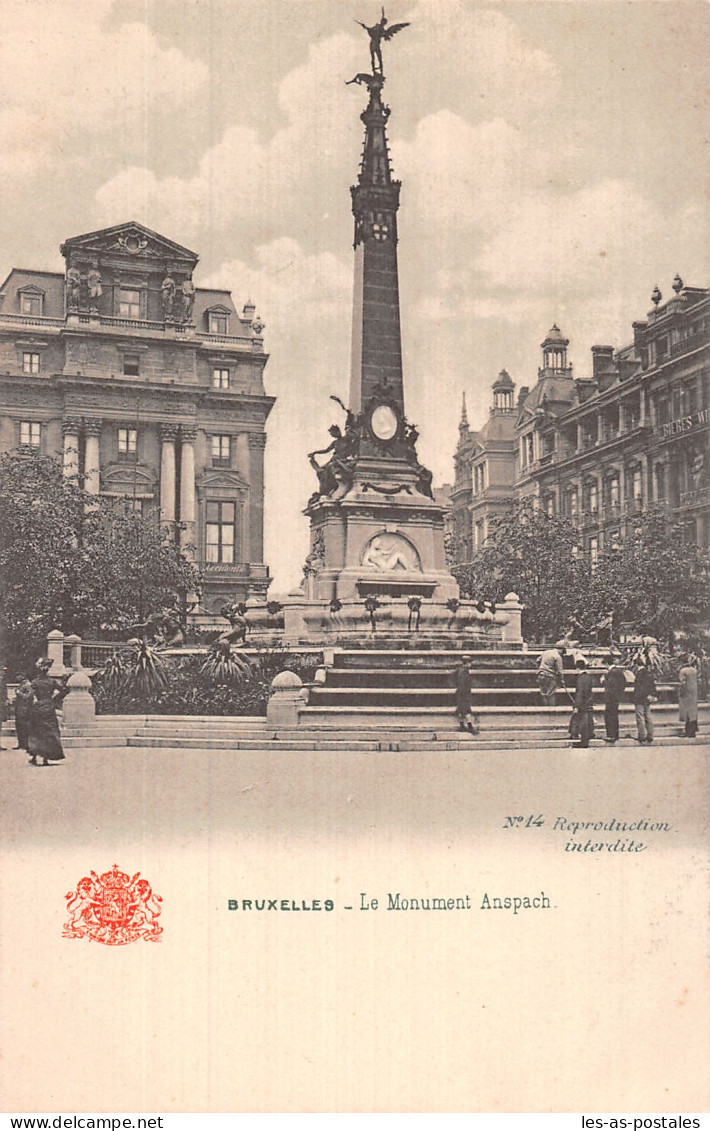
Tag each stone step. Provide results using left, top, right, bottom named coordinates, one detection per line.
left=53, top=735, right=708, bottom=753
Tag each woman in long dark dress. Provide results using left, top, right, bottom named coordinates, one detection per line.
left=27, top=659, right=65, bottom=766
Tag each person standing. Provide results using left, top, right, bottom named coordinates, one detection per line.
left=571, top=656, right=595, bottom=748
left=633, top=660, right=657, bottom=746
left=454, top=658, right=476, bottom=733
left=26, top=658, right=65, bottom=766
left=536, top=642, right=567, bottom=706
left=13, top=677, right=33, bottom=752
left=677, top=654, right=699, bottom=739
left=603, top=651, right=627, bottom=744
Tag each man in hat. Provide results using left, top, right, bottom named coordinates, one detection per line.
left=633, top=659, right=657, bottom=745
left=536, top=641, right=567, bottom=706
left=677, top=654, right=699, bottom=739
left=571, top=656, right=595, bottom=748
left=603, top=650, right=628, bottom=743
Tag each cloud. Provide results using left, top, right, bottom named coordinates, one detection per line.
left=202, top=238, right=353, bottom=591
left=92, top=32, right=365, bottom=248
left=0, top=0, right=208, bottom=176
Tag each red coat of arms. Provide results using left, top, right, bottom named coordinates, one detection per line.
left=63, top=864, right=163, bottom=945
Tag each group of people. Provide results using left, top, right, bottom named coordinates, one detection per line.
left=12, top=659, right=66, bottom=766
left=536, top=642, right=701, bottom=748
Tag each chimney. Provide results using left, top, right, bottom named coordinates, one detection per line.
left=591, top=345, right=616, bottom=389
left=517, top=386, right=529, bottom=410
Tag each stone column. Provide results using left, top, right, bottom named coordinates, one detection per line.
left=159, top=424, right=179, bottom=524
left=640, top=452, right=650, bottom=505
left=576, top=422, right=584, bottom=451
left=179, top=427, right=197, bottom=553
left=639, top=384, right=649, bottom=427
left=248, top=432, right=267, bottom=563
left=236, top=432, right=252, bottom=562
left=62, top=419, right=81, bottom=480
left=83, top=419, right=102, bottom=498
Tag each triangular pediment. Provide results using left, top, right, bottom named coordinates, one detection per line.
left=196, top=469, right=249, bottom=491
left=18, top=283, right=46, bottom=295
left=60, top=222, right=198, bottom=265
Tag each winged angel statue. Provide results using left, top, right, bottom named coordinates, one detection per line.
left=356, top=9, right=410, bottom=75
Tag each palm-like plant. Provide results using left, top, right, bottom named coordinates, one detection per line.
left=200, top=640, right=253, bottom=684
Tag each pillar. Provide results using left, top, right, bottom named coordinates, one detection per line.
left=159, top=424, right=178, bottom=524
left=236, top=432, right=251, bottom=561
left=576, top=422, right=584, bottom=451
left=640, top=384, right=649, bottom=427
left=62, top=419, right=81, bottom=480
left=179, top=427, right=196, bottom=553
left=83, top=419, right=101, bottom=498
left=248, top=432, right=267, bottom=563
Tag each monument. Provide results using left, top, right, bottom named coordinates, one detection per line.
left=278, top=13, right=522, bottom=645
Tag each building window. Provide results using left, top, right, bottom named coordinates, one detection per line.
left=206, top=501, right=235, bottom=563
left=123, top=354, right=140, bottom=377
left=589, top=537, right=599, bottom=570
left=22, top=352, right=40, bottom=374
left=118, top=428, right=137, bottom=455
left=20, top=293, right=42, bottom=315
left=567, top=488, right=578, bottom=517
left=474, top=520, right=484, bottom=549
left=545, top=494, right=555, bottom=516
left=119, top=289, right=141, bottom=319
left=212, top=368, right=230, bottom=389
left=585, top=481, right=598, bottom=514
left=631, top=466, right=642, bottom=500
left=208, top=312, right=228, bottom=335
left=211, top=434, right=231, bottom=465
left=19, top=421, right=41, bottom=448
left=608, top=476, right=620, bottom=509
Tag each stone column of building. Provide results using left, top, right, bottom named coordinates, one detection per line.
left=640, top=452, right=651, bottom=505
left=618, top=398, right=626, bottom=434
left=62, top=419, right=81, bottom=480
left=639, top=383, right=649, bottom=427
left=179, top=427, right=197, bottom=553
left=159, top=424, right=179, bottom=524
left=248, top=432, right=266, bottom=562
left=235, top=431, right=252, bottom=562
left=83, top=420, right=102, bottom=498
left=576, top=421, right=584, bottom=451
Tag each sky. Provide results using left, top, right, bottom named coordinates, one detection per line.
left=1, top=0, right=708, bottom=591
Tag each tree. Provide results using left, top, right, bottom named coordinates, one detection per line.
left=0, top=451, right=201, bottom=686
left=452, top=499, right=590, bottom=642
left=587, top=507, right=710, bottom=644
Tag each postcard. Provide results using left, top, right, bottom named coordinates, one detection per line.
left=1, top=0, right=708, bottom=1117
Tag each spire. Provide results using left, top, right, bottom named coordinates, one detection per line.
left=459, top=392, right=469, bottom=430
left=348, top=71, right=404, bottom=420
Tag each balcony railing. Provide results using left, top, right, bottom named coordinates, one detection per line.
left=0, top=313, right=65, bottom=327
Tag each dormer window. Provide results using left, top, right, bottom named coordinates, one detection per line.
left=19, top=286, right=44, bottom=316
left=21, top=294, right=42, bottom=315
left=209, top=312, right=228, bottom=335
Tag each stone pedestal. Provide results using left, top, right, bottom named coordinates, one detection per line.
left=62, top=669, right=96, bottom=727
left=266, top=670, right=305, bottom=729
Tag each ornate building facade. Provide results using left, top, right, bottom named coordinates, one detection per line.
left=0, top=222, right=274, bottom=613
left=452, top=279, right=710, bottom=560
